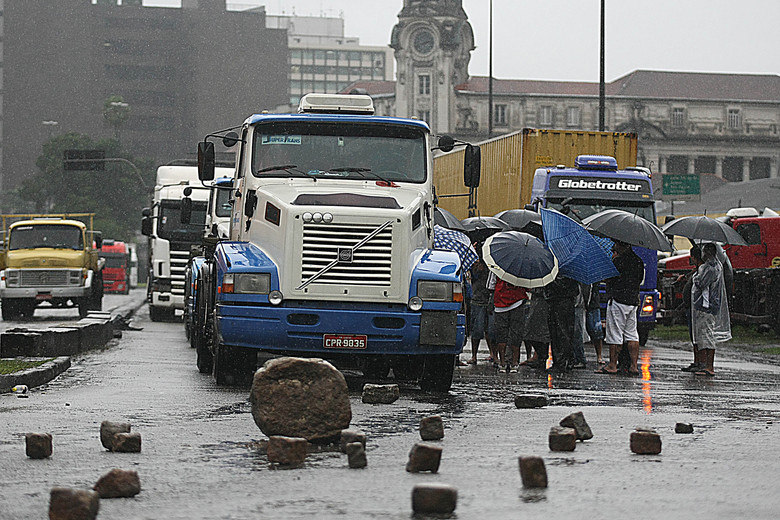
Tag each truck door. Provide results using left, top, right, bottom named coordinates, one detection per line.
left=230, top=128, right=249, bottom=241
left=730, top=221, right=767, bottom=269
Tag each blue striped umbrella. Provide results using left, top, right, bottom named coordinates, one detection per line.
left=540, top=208, right=619, bottom=284
left=433, top=225, right=478, bottom=271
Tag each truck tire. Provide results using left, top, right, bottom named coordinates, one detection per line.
left=638, top=323, right=652, bottom=347
left=19, top=300, right=37, bottom=318
left=1, top=300, right=21, bottom=320
left=419, top=354, right=456, bottom=392
left=149, top=305, right=174, bottom=322
left=212, top=343, right=256, bottom=386
left=392, top=356, right=423, bottom=381
left=195, top=334, right=213, bottom=374
left=78, top=299, right=90, bottom=318
left=361, top=357, right=391, bottom=380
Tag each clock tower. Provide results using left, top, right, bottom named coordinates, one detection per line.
left=390, top=0, right=474, bottom=133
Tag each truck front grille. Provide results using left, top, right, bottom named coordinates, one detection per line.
left=20, top=269, right=69, bottom=287
left=302, top=222, right=393, bottom=287
left=170, top=249, right=190, bottom=296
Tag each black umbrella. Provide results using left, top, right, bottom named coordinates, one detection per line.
left=494, top=209, right=543, bottom=236
left=482, top=231, right=558, bottom=288
left=434, top=207, right=466, bottom=231
left=582, top=209, right=673, bottom=252
left=461, top=216, right=511, bottom=242
left=661, top=215, right=748, bottom=246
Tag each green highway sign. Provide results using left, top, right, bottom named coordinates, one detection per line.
left=661, top=173, right=700, bottom=201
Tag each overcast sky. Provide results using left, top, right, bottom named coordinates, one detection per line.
left=145, top=0, right=780, bottom=82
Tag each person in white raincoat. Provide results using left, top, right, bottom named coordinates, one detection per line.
left=691, top=243, right=732, bottom=376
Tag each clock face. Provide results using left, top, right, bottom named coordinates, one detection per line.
left=413, top=29, right=435, bottom=55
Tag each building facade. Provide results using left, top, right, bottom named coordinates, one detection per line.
left=1, top=0, right=289, bottom=192
left=265, top=12, right=394, bottom=107
left=350, top=0, right=780, bottom=182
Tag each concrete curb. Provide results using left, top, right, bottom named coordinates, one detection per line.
left=0, top=356, right=71, bottom=393
left=0, top=294, right=148, bottom=393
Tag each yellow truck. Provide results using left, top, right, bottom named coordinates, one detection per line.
left=0, top=214, right=104, bottom=319
left=434, top=128, right=638, bottom=218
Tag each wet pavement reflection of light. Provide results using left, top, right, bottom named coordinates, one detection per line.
left=641, top=348, right=653, bottom=413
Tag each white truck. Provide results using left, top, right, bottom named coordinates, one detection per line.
left=141, top=166, right=215, bottom=321
left=193, top=93, right=480, bottom=390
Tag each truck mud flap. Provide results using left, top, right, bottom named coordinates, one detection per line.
left=419, top=310, right=457, bottom=346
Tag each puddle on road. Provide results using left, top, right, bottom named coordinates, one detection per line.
left=546, top=457, right=591, bottom=466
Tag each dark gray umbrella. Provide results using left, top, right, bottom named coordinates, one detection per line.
left=434, top=207, right=466, bottom=231
left=582, top=209, right=673, bottom=252
left=661, top=215, right=748, bottom=246
left=494, top=209, right=543, bottom=234
left=482, top=231, right=558, bottom=288
left=461, top=216, right=512, bottom=242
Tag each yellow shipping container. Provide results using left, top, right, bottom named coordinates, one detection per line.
left=434, top=128, right=638, bottom=219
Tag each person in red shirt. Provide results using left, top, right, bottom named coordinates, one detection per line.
left=487, top=272, right=529, bottom=372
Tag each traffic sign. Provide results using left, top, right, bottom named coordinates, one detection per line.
left=63, top=149, right=105, bottom=171
left=661, top=173, right=700, bottom=201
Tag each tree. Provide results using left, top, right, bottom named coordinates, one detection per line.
left=20, top=132, right=155, bottom=241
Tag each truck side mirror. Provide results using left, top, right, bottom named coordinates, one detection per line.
left=437, top=135, right=455, bottom=152
left=198, top=141, right=215, bottom=181
left=142, top=207, right=151, bottom=218
left=141, top=217, right=152, bottom=237
left=181, top=197, right=193, bottom=224
left=222, top=131, right=239, bottom=148
left=524, top=203, right=536, bottom=212
left=94, top=233, right=103, bottom=250
left=464, top=144, right=481, bottom=188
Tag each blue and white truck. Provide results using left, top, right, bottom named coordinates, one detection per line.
left=529, top=155, right=660, bottom=344
left=195, top=93, right=478, bottom=389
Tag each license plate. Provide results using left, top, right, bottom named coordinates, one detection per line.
left=323, top=334, right=367, bottom=349
left=36, top=294, right=52, bottom=301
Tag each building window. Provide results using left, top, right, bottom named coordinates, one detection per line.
left=494, top=104, right=507, bottom=125
left=417, top=110, right=430, bottom=122
left=566, top=106, right=581, bottom=127
left=418, top=74, right=431, bottom=95
left=539, top=106, right=553, bottom=126
left=727, top=108, right=741, bottom=129
left=671, top=107, right=685, bottom=127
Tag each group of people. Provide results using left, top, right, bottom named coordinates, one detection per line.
left=464, top=237, right=731, bottom=377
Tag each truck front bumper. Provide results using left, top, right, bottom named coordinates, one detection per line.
left=151, top=291, right=184, bottom=309
left=216, top=302, right=465, bottom=356
left=0, top=286, right=89, bottom=299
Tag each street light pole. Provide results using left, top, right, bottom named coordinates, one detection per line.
left=488, top=0, right=493, bottom=138
left=598, top=0, right=606, bottom=131
left=42, top=120, right=59, bottom=139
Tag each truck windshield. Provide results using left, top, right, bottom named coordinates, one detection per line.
left=252, top=122, right=427, bottom=183
left=100, top=253, right=127, bottom=269
left=214, top=187, right=233, bottom=218
left=157, top=200, right=207, bottom=241
left=547, top=200, right=656, bottom=225
left=8, top=224, right=84, bottom=251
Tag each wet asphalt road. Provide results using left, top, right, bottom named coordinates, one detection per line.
left=1, top=304, right=779, bottom=519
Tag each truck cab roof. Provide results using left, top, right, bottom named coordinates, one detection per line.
left=244, top=112, right=431, bottom=132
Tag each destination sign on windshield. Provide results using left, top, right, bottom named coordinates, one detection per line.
left=551, top=176, right=651, bottom=194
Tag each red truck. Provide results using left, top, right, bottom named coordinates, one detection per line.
left=658, top=207, right=780, bottom=334
left=99, top=240, right=130, bottom=294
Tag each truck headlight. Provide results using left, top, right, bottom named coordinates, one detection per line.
left=4, top=269, right=20, bottom=287
left=224, top=273, right=271, bottom=294
left=69, top=270, right=83, bottom=286
left=417, top=280, right=455, bottom=302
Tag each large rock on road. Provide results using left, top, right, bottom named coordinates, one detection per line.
left=250, top=357, right=352, bottom=442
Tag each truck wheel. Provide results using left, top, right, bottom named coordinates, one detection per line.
left=212, top=343, right=256, bottom=386
left=196, top=334, right=213, bottom=374
left=19, top=301, right=37, bottom=318
left=419, top=354, right=456, bottom=392
left=638, top=324, right=652, bottom=347
left=149, top=305, right=174, bottom=322
left=361, top=357, right=391, bottom=380
left=392, top=356, right=423, bottom=381
left=1, top=300, right=21, bottom=320
left=78, top=300, right=90, bottom=318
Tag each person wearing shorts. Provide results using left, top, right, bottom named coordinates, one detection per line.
left=597, top=240, right=644, bottom=375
